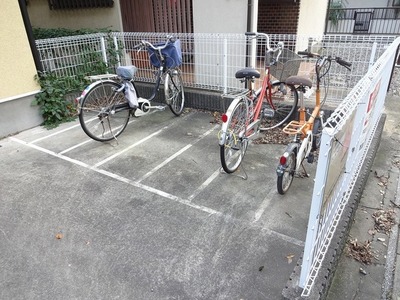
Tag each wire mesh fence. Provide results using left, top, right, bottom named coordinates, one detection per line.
left=35, top=32, right=396, bottom=106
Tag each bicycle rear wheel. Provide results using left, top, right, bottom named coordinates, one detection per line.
left=260, top=82, right=298, bottom=130
left=220, top=98, right=248, bottom=173
left=79, top=81, right=130, bottom=142
left=277, top=150, right=296, bottom=195
left=164, top=69, right=185, bottom=116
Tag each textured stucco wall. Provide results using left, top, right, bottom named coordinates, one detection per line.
left=0, top=1, right=39, bottom=100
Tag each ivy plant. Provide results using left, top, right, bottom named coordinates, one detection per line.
left=33, top=29, right=124, bottom=128
left=33, top=72, right=87, bottom=128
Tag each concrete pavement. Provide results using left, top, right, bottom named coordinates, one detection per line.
left=0, top=107, right=316, bottom=299
left=0, top=93, right=398, bottom=299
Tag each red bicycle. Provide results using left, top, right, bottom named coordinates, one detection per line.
left=218, top=32, right=299, bottom=174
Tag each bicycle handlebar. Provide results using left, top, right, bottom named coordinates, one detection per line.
left=133, top=35, right=176, bottom=51
left=245, top=32, right=284, bottom=64
left=297, top=51, right=352, bottom=70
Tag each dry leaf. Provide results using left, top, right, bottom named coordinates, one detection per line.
left=287, top=254, right=295, bottom=264
left=55, top=233, right=63, bottom=240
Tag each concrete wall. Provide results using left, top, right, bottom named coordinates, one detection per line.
left=1, top=2, right=39, bottom=99
left=27, top=0, right=123, bottom=31
left=0, top=1, right=42, bottom=138
left=193, top=0, right=248, bottom=33
left=296, top=0, right=329, bottom=51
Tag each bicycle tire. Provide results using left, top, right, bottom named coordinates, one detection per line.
left=220, top=98, right=248, bottom=173
left=164, top=69, right=185, bottom=116
left=277, top=150, right=296, bottom=195
left=259, top=82, right=298, bottom=131
left=79, top=81, right=130, bottom=142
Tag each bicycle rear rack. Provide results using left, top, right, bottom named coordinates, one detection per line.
left=282, top=120, right=306, bottom=135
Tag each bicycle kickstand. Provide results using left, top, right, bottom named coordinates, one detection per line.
left=219, top=163, right=248, bottom=180
left=299, top=162, right=310, bottom=178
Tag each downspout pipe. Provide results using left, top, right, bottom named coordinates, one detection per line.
left=18, top=0, right=43, bottom=73
left=246, top=0, right=258, bottom=68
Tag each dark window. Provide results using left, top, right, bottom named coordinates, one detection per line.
left=48, top=0, right=114, bottom=10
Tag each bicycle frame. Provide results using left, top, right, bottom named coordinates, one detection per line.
left=243, top=66, right=276, bottom=139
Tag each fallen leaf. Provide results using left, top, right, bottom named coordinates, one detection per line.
left=359, top=267, right=367, bottom=275
left=55, top=233, right=63, bottom=240
left=287, top=254, right=295, bottom=264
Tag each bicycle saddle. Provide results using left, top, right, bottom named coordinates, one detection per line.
left=285, top=76, right=312, bottom=88
left=235, top=68, right=260, bottom=79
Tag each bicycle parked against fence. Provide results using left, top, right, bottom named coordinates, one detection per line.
left=76, top=36, right=185, bottom=142
left=276, top=51, right=351, bottom=194
left=218, top=32, right=299, bottom=175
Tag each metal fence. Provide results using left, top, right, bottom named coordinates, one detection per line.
left=35, top=32, right=396, bottom=107
left=299, top=36, right=400, bottom=297
left=326, top=7, right=400, bottom=35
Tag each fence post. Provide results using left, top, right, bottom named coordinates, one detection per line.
left=223, top=38, right=228, bottom=94
left=369, top=42, right=378, bottom=70
left=100, top=36, right=108, bottom=66
left=113, top=36, right=121, bottom=67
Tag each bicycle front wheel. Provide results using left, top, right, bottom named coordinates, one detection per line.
left=220, top=98, right=248, bottom=173
left=259, top=82, right=298, bottom=131
left=79, top=81, right=130, bottom=142
left=164, top=69, right=185, bottom=116
left=277, top=150, right=296, bottom=195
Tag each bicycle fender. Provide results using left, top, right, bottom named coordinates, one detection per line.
left=76, top=80, right=120, bottom=114
left=276, top=143, right=298, bottom=176
left=218, top=97, right=244, bottom=146
left=284, top=142, right=299, bottom=155
left=79, top=79, right=116, bottom=100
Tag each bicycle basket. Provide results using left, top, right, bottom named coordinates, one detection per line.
left=148, top=39, right=182, bottom=68
left=268, top=48, right=301, bottom=81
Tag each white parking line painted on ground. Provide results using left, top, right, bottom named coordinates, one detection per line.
left=29, top=123, right=83, bottom=144
left=59, top=139, right=93, bottom=154
left=137, top=144, right=192, bottom=183
left=253, top=187, right=276, bottom=223
left=9, top=136, right=221, bottom=217
left=10, top=137, right=90, bottom=168
left=188, top=168, right=221, bottom=201
left=93, top=128, right=165, bottom=168
left=137, top=125, right=219, bottom=183
left=94, top=168, right=222, bottom=216
left=9, top=130, right=305, bottom=248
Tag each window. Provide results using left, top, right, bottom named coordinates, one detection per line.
left=48, top=0, right=114, bottom=10
left=393, top=0, right=400, bottom=7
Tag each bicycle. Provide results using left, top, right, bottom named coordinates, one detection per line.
left=218, top=32, right=299, bottom=174
left=276, top=51, right=351, bottom=194
left=76, top=36, right=185, bottom=142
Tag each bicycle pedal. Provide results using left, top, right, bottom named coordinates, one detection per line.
left=153, top=105, right=166, bottom=111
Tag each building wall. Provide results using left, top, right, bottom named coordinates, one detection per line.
left=193, top=0, right=248, bottom=33
left=0, top=2, right=39, bottom=100
left=258, top=1, right=301, bottom=34
left=345, top=0, right=390, bottom=8
left=27, top=0, right=123, bottom=31
left=0, top=1, right=42, bottom=138
left=297, top=0, right=329, bottom=37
